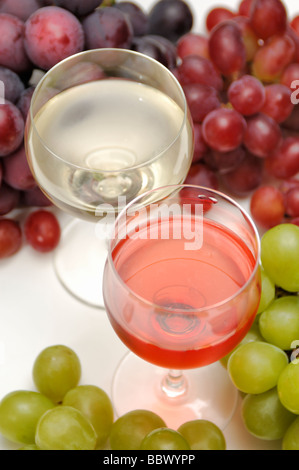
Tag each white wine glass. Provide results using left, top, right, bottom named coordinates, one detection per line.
left=103, top=184, right=261, bottom=429
left=25, top=48, right=194, bottom=308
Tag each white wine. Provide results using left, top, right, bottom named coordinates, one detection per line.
left=27, top=79, right=193, bottom=220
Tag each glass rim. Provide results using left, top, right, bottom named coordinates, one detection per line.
left=28, top=48, right=189, bottom=175
left=105, top=183, right=261, bottom=315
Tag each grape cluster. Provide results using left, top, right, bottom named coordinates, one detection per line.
left=221, top=223, right=299, bottom=450
left=175, top=0, right=299, bottom=231
left=0, top=344, right=226, bottom=450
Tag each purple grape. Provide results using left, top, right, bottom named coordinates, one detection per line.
left=82, top=7, right=133, bottom=50
left=0, top=13, right=31, bottom=73
left=148, top=0, right=193, bottom=42
left=131, top=34, right=177, bottom=68
left=0, top=182, right=19, bottom=215
left=131, top=36, right=166, bottom=65
left=0, top=66, right=25, bottom=104
left=16, top=86, right=35, bottom=120
left=2, top=145, right=36, bottom=191
left=21, top=186, right=52, bottom=208
left=52, top=0, right=103, bottom=17
left=145, top=35, right=177, bottom=68
left=114, top=1, right=149, bottom=37
left=24, top=6, right=85, bottom=70
left=0, top=101, right=24, bottom=157
left=0, top=0, right=41, bottom=21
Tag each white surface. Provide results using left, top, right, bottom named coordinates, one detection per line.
left=1, top=0, right=299, bottom=451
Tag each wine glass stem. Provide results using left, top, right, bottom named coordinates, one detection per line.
left=161, top=370, right=188, bottom=398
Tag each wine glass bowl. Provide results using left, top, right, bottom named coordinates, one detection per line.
left=103, top=184, right=261, bottom=428
left=25, top=48, right=193, bottom=222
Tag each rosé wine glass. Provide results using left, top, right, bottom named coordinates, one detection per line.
left=103, top=184, right=261, bottom=429
left=25, top=48, right=193, bottom=308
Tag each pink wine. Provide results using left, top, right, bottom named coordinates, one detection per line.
left=104, top=216, right=260, bottom=369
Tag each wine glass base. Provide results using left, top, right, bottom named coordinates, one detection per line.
left=112, top=352, right=239, bottom=431
left=53, top=218, right=107, bottom=309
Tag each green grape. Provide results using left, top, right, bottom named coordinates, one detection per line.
left=257, top=268, right=275, bottom=314
left=177, top=419, right=226, bottom=450
left=220, top=321, right=264, bottom=368
left=242, top=387, right=296, bottom=440
left=32, top=345, right=81, bottom=403
left=0, top=390, right=54, bottom=445
left=35, top=405, right=97, bottom=450
left=109, top=409, right=166, bottom=450
left=19, top=444, right=39, bottom=450
left=62, top=385, right=114, bottom=448
left=260, top=223, right=299, bottom=292
left=140, top=428, right=190, bottom=450
left=259, top=295, right=299, bottom=350
left=227, top=341, right=288, bottom=394
left=277, top=361, right=299, bottom=414
left=282, top=416, right=299, bottom=450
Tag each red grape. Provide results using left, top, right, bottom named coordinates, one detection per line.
left=24, top=6, right=84, bottom=70
left=243, top=113, right=282, bottom=158
left=0, top=0, right=41, bottom=21
left=21, top=186, right=52, bottom=208
left=2, top=145, right=36, bottom=191
left=228, top=74, right=265, bottom=116
left=206, top=7, right=235, bottom=32
left=284, top=186, right=299, bottom=218
left=0, top=183, right=20, bottom=215
left=177, top=54, right=223, bottom=90
left=82, top=7, right=133, bottom=50
left=0, top=13, right=31, bottom=73
left=238, top=0, right=255, bottom=17
left=202, top=108, right=247, bottom=153
left=250, top=185, right=285, bottom=228
left=280, top=63, right=299, bottom=90
left=176, top=33, right=209, bottom=60
left=182, top=83, right=220, bottom=123
left=24, top=210, right=61, bottom=253
left=184, top=162, right=219, bottom=190
left=252, top=34, right=296, bottom=82
left=250, top=0, right=287, bottom=40
left=282, top=105, right=299, bottom=132
left=265, top=136, right=299, bottom=179
left=232, top=16, right=259, bottom=62
left=290, top=15, right=299, bottom=37
left=192, top=123, right=208, bottom=163
left=205, top=146, right=245, bottom=174
left=261, top=84, right=294, bottom=123
left=208, top=20, right=246, bottom=77
left=0, top=101, right=24, bottom=157
left=0, top=218, right=22, bottom=259
left=147, top=0, right=193, bottom=43
left=221, top=152, right=263, bottom=196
